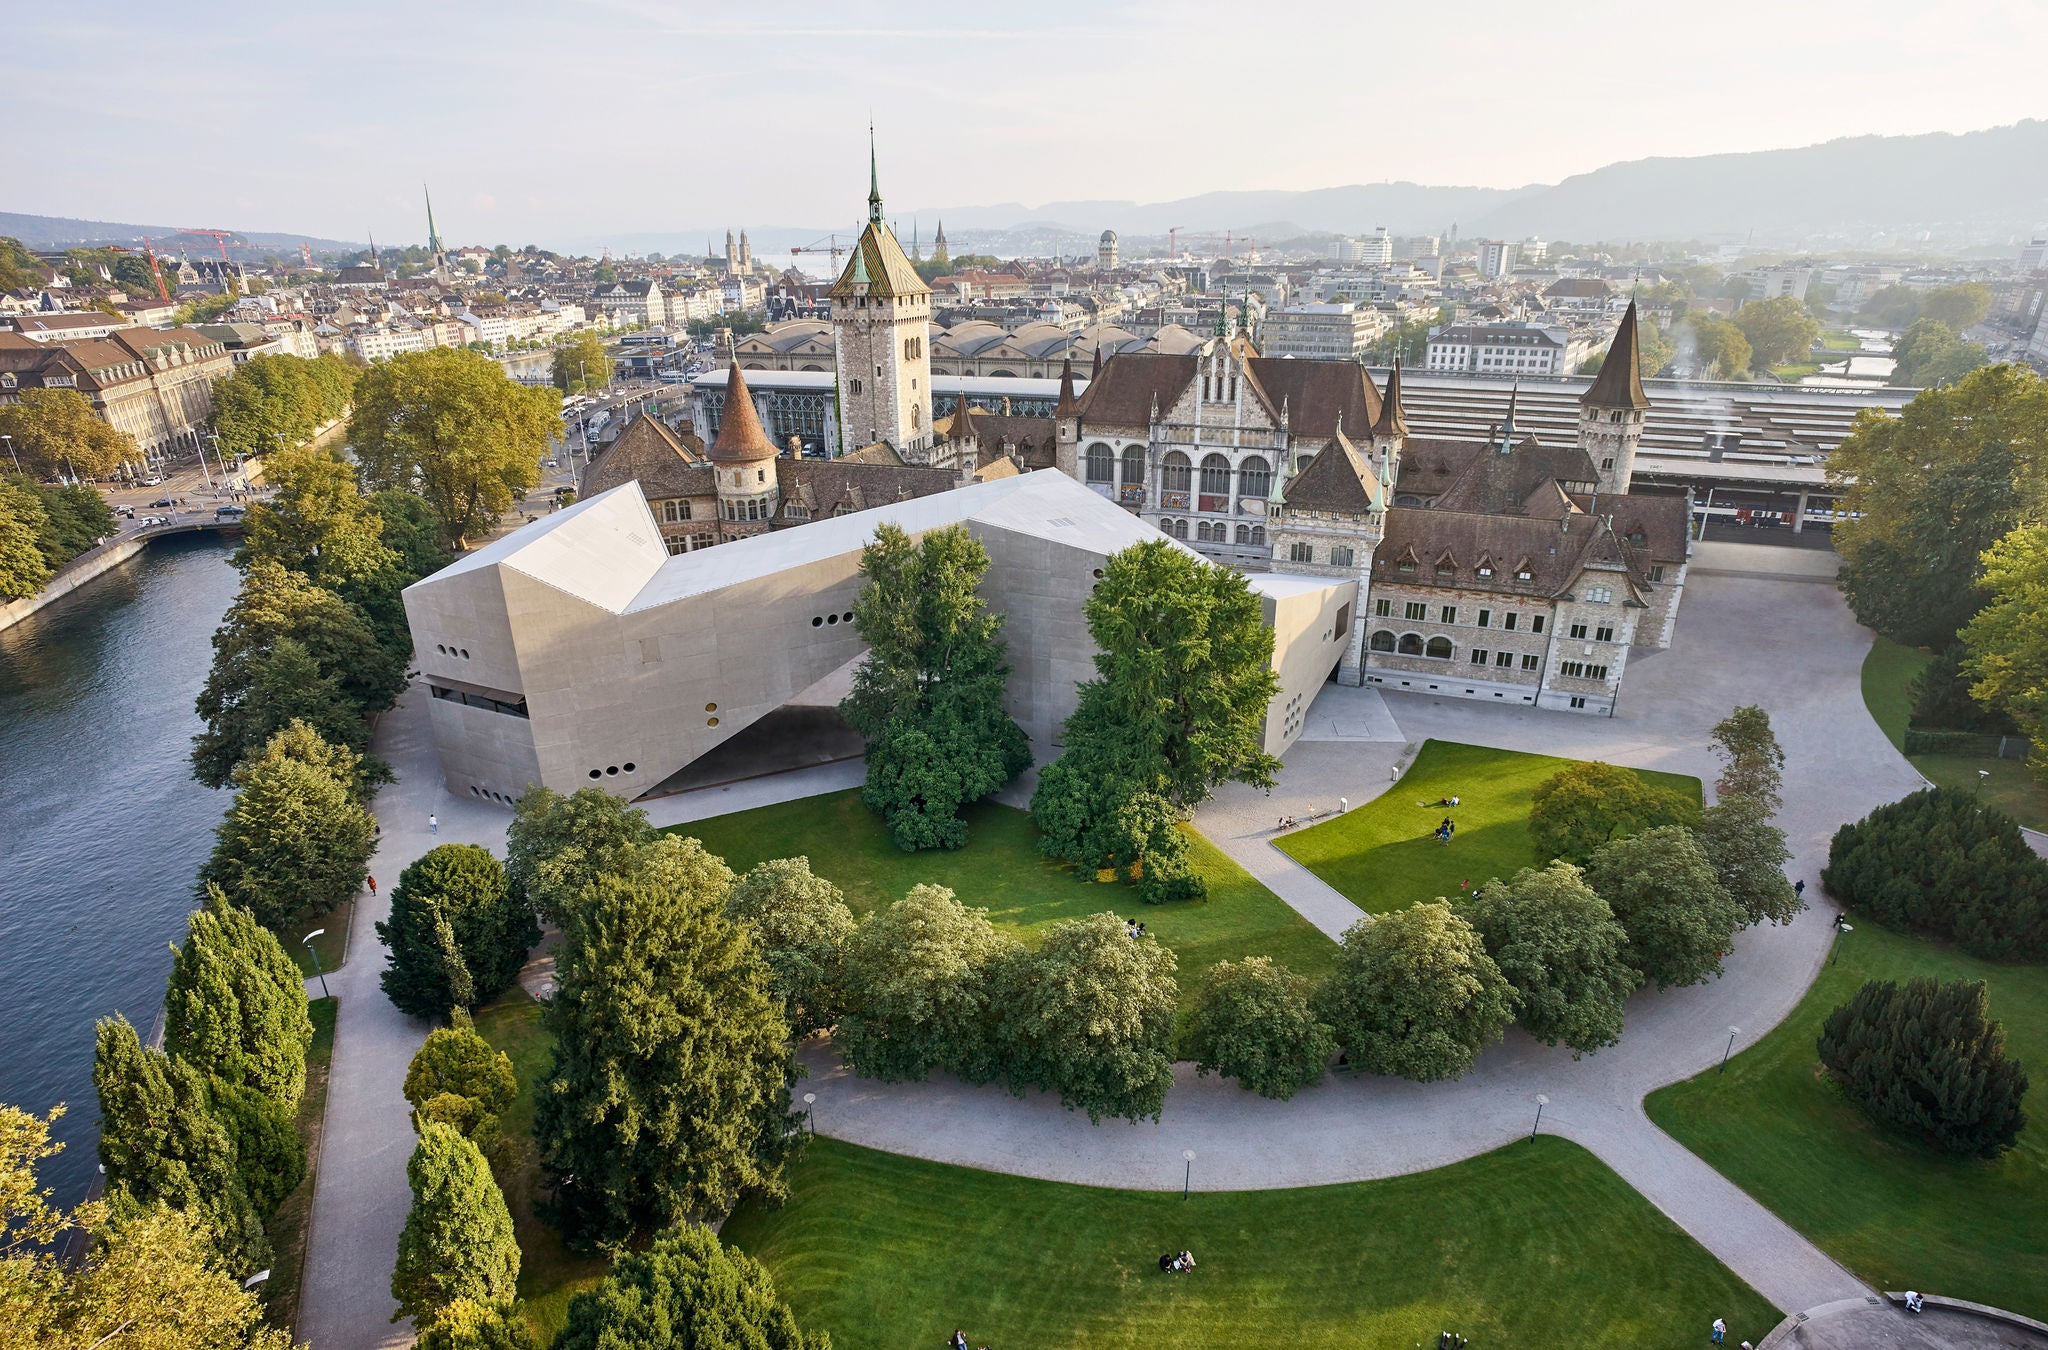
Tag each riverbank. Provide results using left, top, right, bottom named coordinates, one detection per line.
left=0, top=534, right=151, bottom=632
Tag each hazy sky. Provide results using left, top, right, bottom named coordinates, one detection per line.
left=9, top=0, right=2044, bottom=247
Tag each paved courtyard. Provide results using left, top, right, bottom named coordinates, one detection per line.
left=299, top=542, right=1944, bottom=1341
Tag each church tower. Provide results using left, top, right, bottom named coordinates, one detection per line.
left=1579, top=300, right=1650, bottom=494
left=829, top=133, right=933, bottom=459
left=710, top=360, right=781, bottom=540
left=931, top=219, right=949, bottom=267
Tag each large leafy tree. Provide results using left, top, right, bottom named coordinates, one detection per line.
left=392, top=1122, right=520, bottom=1325
left=2, top=474, right=116, bottom=582
left=1583, top=826, right=1745, bottom=990
left=1708, top=704, right=1785, bottom=811
left=505, top=785, right=653, bottom=925
left=551, top=331, right=611, bottom=395
left=1921, top=282, right=1993, bottom=332
left=234, top=715, right=388, bottom=803
left=837, top=883, right=1020, bottom=1085
left=997, top=913, right=1179, bottom=1123
left=378, top=844, right=537, bottom=1018
left=1697, top=798, right=1801, bottom=928
left=415, top=1300, right=541, bottom=1350
left=536, top=838, right=797, bottom=1250
left=1682, top=315, right=1751, bottom=378
left=1962, top=525, right=2048, bottom=778
left=1818, top=977, right=2028, bottom=1159
left=1186, top=956, right=1334, bottom=1100
left=554, top=1223, right=830, bottom=1350
left=163, top=886, right=314, bottom=1113
left=0, top=388, right=135, bottom=479
left=349, top=346, right=561, bottom=544
left=1527, top=761, right=1698, bottom=865
left=210, top=354, right=328, bottom=459
left=1888, top=317, right=1988, bottom=388
left=725, top=857, right=856, bottom=1040
left=196, top=740, right=375, bottom=932
left=1731, top=295, right=1820, bottom=369
left=234, top=444, right=397, bottom=585
left=1315, top=903, right=1513, bottom=1082
left=1457, top=863, right=1636, bottom=1057
left=1830, top=364, right=2048, bottom=648
left=0, top=477, right=52, bottom=600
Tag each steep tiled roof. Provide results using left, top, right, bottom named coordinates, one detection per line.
left=582, top=411, right=706, bottom=500
left=1569, top=490, right=1690, bottom=564
left=1371, top=360, right=1409, bottom=439
left=1073, top=352, right=1196, bottom=427
left=1282, top=433, right=1381, bottom=514
left=828, top=219, right=929, bottom=302
left=1245, top=356, right=1384, bottom=438
left=1582, top=300, right=1650, bottom=410
left=709, top=362, right=778, bottom=463
left=1430, top=438, right=1599, bottom=515
left=774, top=459, right=956, bottom=518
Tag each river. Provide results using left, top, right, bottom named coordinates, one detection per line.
left=0, top=535, right=241, bottom=1206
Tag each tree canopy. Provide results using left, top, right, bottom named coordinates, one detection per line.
left=1709, top=704, right=1785, bottom=811
left=378, top=844, right=537, bottom=1018
left=392, top=1122, right=520, bottom=1325
left=1818, top=977, right=2028, bottom=1159
left=1316, top=903, right=1513, bottom=1082
left=0, top=388, right=136, bottom=479
left=1583, top=826, right=1744, bottom=990
left=197, top=732, right=375, bottom=931
left=1458, top=863, right=1636, bottom=1056
left=724, top=857, right=856, bottom=1040
left=996, top=913, right=1179, bottom=1123
left=1186, top=956, right=1334, bottom=1100
left=837, top=883, right=1019, bottom=1085
left=553, top=1223, right=830, bottom=1350
left=209, top=352, right=357, bottom=459
left=1888, top=317, right=1989, bottom=388
left=0, top=477, right=53, bottom=600
left=163, top=886, right=313, bottom=1113
left=1731, top=295, right=1820, bottom=369
left=551, top=332, right=611, bottom=395
left=1961, top=525, right=2048, bottom=777
left=1527, top=761, right=1699, bottom=865
left=505, top=785, right=654, bottom=925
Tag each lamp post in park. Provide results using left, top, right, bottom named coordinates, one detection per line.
left=1530, top=1094, right=1548, bottom=1142
left=803, top=1092, right=817, bottom=1135
left=1720, top=1026, right=1740, bottom=1074
left=1831, top=922, right=1853, bottom=966
left=1182, top=1150, right=1195, bottom=1200
left=303, top=930, right=330, bottom=999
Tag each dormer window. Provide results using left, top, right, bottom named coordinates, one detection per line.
left=1515, top=569, right=1532, bottom=582
left=1397, top=560, right=1416, bottom=575
left=1477, top=565, right=1493, bottom=578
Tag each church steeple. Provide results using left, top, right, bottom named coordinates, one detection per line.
left=1372, top=359, right=1409, bottom=440
left=867, top=124, right=884, bottom=225
left=1579, top=299, right=1651, bottom=495
left=1497, top=383, right=1520, bottom=456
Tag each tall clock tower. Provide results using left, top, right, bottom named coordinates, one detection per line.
left=829, top=135, right=933, bottom=460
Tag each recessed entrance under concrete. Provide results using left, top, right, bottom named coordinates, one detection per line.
left=638, top=656, right=865, bottom=799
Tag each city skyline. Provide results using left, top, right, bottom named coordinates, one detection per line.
left=9, top=0, right=2046, bottom=246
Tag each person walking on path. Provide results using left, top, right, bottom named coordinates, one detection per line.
left=428, top=812, right=438, bottom=835
left=1794, top=879, right=1806, bottom=898
left=366, top=875, right=377, bottom=897
left=1711, top=1317, right=1726, bottom=1344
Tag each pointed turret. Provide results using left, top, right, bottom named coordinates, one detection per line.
left=1055, top=357, right=1079, bottom=419
left=710, top=362, right=777, bottom=463
left=867, top=124, right=884, bottom=225
left=1372, top=359, right=1409, bottom=439
left=1582, top=300, right=1650, bottom=411
left=1090, top=343, right=1103, bottom=380
left=1496, top=383, right=1520, bottom=455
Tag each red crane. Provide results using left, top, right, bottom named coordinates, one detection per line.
left=182, top=228, right=241, bottom=289
left=1168, top=226, right=1185, bottom=262
left=141, top=237, right=171, bottom=303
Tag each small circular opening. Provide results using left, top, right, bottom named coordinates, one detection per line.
left=1092, top=568, right=1105, bottom=579
left=588, top=769, right=602, bottom=779
left=826, top=613, right=838, bottom=624
left=707, top=716, right=720, bottom=727
left=460, top=648, right=470, bottom=659
left=843, top=612, right=854, bottom=623
left=437, top=643, right=447, bottom=654
left=812, top=616, right=823, bottom=626
left=704, top=702, right=717, bottom=712
left=605, top=765, right=619, bottom=776
left=623, top=762, right=636, bottom=772
left=469, top=785, right=479, bottom=795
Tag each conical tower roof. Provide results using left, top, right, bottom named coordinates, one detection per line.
left=1372, top=359, right=1409, bottom=438
left=1055, top=357, right=1079, bottom=418
left=710, top=361, right=777, bottom=463
left=1582, top=300, right=1651, bottom=410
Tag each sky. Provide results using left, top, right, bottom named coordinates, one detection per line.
left=7, top=0, right=2046, bottom=249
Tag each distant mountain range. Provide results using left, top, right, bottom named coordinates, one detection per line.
left=0, top=212, right=359, bottom=254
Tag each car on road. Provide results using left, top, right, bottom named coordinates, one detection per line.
left=138, top=475, right=164, bottom=487
left=215, top=504, right=246, bottom=518
left=149, top=497, right=175, bottom=509
left=137, top=515, right=169, bottom=527
left=114, top=504, right=135, bottom=519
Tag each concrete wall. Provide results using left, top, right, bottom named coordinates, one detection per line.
left=1260, top=580, right=1358, bottom=755
left=0, top=536, right=147, bottom=633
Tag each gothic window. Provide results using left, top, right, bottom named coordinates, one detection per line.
left=1121, top=445, right=1144, bottom=485
left=850, top=378, right=863, bottom=395
left=1235, top=524, right=1250, bottom=545
left=1162, top=451, right=1192, bottom=492
left=1085, top=443, right=1114, bottom=482
left=1239, top=456, right=1271, bottom=499
left=1250, top=526, right=1265, bottom=546
left=1289, top=542, right=1313, bottom=563
left=911, top=405, right=921, bottom=430
left=1199, top=453, right=1231, bottom=495
left=1424, top=636, right=1454, bottom=660
left=1331, top=547, right=1355, bottom=567
left=1397, top=633, right=1425, bottom=655
left=1370, top=630, right=1396, bottom=652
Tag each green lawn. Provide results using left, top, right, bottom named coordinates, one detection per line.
left=263, top=995, right=336, bottom=1337
left=672, top=791, right=1338, bottom=1002
left=1274, top=740, right=1701, bottom=912
left=1646, top=922, right=2048, bottom=1318
left=473, top=991, right=608, bottom=1344
left=283, top=908, right=351, bottom=979
left=722, top=1136, right=1778, bottom=1350
left=1821, top=330, right=1865, bottom=351
left=1859, top=636, right=2047, bottom=830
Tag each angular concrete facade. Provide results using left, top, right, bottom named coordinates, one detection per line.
left=403, top=471, right=1356, bottom=805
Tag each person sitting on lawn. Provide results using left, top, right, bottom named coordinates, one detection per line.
left=1177, top=1249, right=1196, bottom=1271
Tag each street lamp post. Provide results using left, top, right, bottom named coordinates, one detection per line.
left=1181, top=1149, right=1195, bottom=1200
left=1530, top=1094, right=1548, bottom=1141
left=302, top=930, right=331, bottom=1000
left=802, top=1092, right=816, bottom=1135
left=2, top=434, right=16, bottom=474
left=1720, top=1026, right=1740, bottom=1074
left=1831, top=922, right=1853, bottom=966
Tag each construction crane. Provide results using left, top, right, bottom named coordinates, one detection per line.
left=182, top=228, right=237, bottom=269
left=1168, top=226, right=1185, bottom=262
left=788, top=234, right=847, bottom=265
left=1169, top=230, right=1251, bottom=261
left=299, top=244, right=314, bottom=268
left=141, top=237, right=171, bottom=303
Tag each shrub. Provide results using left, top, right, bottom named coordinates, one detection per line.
left=995, top=913, right=1179, bottom=1123
left=378, top=845, right=539, bottom=1017
left=1817, top=977, right=2029, bottom=1158
left=1528, top=761, right=1698, bottom=865
left=554, top=1223, right=828, bottom=1350
left=1186, top=957, right=1334, bottom=1099
left=1822, top=787, right=2048, bottom=960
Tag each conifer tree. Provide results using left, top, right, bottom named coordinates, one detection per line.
left=554, top=1223, right=829, bottom=1350
left=1818, top=976, right=2029, bottom=1158
left=725, top=857, right=856, bottom=1039
left=392, top=1122, right=520, bottom=1325
left=415, top=1299, right=542, bottom=1350
left=378, top=845, right=535, bottom=1018
left=197, top=743, right=375, bottom=931
left=163, top=885, right=314, bottom=1114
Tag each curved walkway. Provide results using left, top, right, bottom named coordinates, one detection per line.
left=299, top=547, right=1929, bottom=1339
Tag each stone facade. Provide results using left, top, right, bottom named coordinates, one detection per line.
left=830, top=157, right=933, bottom=459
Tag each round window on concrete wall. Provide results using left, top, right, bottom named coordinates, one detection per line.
left=623, top=762, right=635, bottom=773
left=705, top=703, right=717, bottom=712
left=707, top=716, right=719, bottom=727
left=812, top=616, right=823, bottom=626
left=827, top=614, right=838, bottom=624
left=843, top=612, right=854, bottom=623
left=588, top=769, right=602, bottom=779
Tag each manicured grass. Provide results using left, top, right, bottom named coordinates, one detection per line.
left=1275, top=740, right=1701, bottom=913
left=672, top=791, right=1338, bottom=1002
left=1646, top=922, right=2048, bottom=1318
left=473, top=991, right=607, bottom=1344
left=1821, top=331, right=1865, bottom=351
left=1859, top=636, right=2047, bottom=829
left=283, top=907, right=351, bottom=979
left=721, top=1136, right=1779, bottom=1350
left=262, top=995, right=336, bottom=1336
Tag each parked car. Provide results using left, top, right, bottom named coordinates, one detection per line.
left=149, top=497, right=175, bottom=509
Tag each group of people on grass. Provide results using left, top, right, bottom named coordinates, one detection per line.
left=1434, top=817, right=1457, bottom=845
left=1124, top=918, right=1149, bottom=940
left=1156, top=1249, right=1197, bottom=1274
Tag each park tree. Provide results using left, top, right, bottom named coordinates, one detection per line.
left=1910, top=640, right=2012, bottom=733
left=234, top=444, right=398, bottom=588
left=197, top=740, right=375, bottom=931
left=536, top=839, right=797, bottom=1250
left=1696, top=798, right=1802, bottom=928
left=505, top=785, right=654, bottom=925
left=1682, top=315, right=1751, bottom=378
left=348, top=347, right=561, bottom=545
left=92, top=1017, right=267, bottom=1269
left=1830, top=364, right=2048, bottom=649
left=553, top=1223, right=829, bottom=1350
left=1315, top=903, right=1514, bottom=1082
left=163, top=885, right=314, bottom=1113
left=1186, top=956, right=1335, bottom=1100
left=996, top=913, right=1179, bottom=1123
left=405, top=1022, right=518, bottom=1158
left=233, top=716, right=389, bottom=803
left=1457, top=863, right=1637, bottom=1056
left=1709, top=704, right=1785, bottom=811
left=838, top=883, right=1020, bottom=1084
left=378, top=845, right=538, bottom=1018
left=725, top=857, right=856, bottom=1039
left=207, top=1081, right=306, bottom=1215
left=191, top=561, right=404, bottom=785
left=1921, top=282, right=1993, bottom=332
left=371, top=486, right=448, bottom=579
left=1583, top=826, right=1745, bottom=989
left=551, top=331, right=611, bottom=395
left=1961, top=525, right=2048, bottom=777
left=4, top=475, right=117, bottom=577
left=392, top=1122, right=520, bottom=1326
left=842, top=524, right=1031, bottom=850
left=0, top=477, right=53, bottom=599
left=415, top=1300, right=541, bottom=1350
left=0, top=388, right=136, bottom=479
left=209, top=354, right=328, bottom=459
left=1860, top=283, right=1924, bottom=328
left=1527, top=761, right=1699, bottom=865
left=1818, top=977, right=2028, bottom=1159
left=1888, top=317, right=1988, bottom=388
left=1731, top=295, right=1821, bottom=369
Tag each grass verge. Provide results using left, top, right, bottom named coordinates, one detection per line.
left=673, top=790, right=1338, bottom=1005
left=473, top=989, right=607, bottom=1344
left=283, top=908, right=351, bottom=979
left=262, top=995, right=336, bottom=1336
left=1646, top=921, right=2048, bottom=1318
left=1859, top=635, right=2047, bottom=829
left=1275, top=739, right=1701, bottom=912
left=722, top=1135, right=1779, bottom=1350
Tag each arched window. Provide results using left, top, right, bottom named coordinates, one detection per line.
left=1200, top=453, right=1231, bottom=495
left=1162, top=451, right=1192, bottom=492
left=1290, top=542, right=1313, bottom=563
left=1239, top=455, right=1271, bottom=499
left=1121, top=445, right=1145, bottom=485
left=1234, top=524, right=1250, bottom=544
left=1171, top=518, right=1190, bottom=539
left=1425, top=636, right=1454, bottom=660
left=1397, top=633, right=1425, bottom=655
left=911, top=404, right=921, bottom=430
left=1370, top=630, right=1396, bottom=652
left=1250, top=526, right=1265, bottom=546
left=1085, top=443, right=1114, bottom=482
